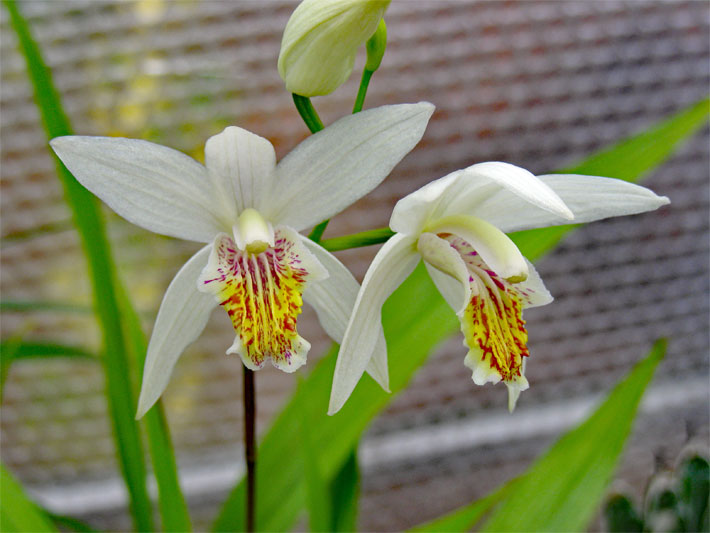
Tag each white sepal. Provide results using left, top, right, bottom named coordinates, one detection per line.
left=328, top=234, right=419, bottom=415
left=268, top=103, right=434, bottom=232
left=50, top=136, right=223, bottom=242
left=136, top=246, right=216, bottom=418
left=300, top=236, right=389, bottom=391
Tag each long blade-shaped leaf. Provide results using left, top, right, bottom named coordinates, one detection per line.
left=480, top=340, right=667, bottom=532
left=4, top=2, right=190, bottom=530
left=0, top=464, right=57, bottom=532
left=117, top=286, right=192, bottom=532
left=300, top=398, right=332, bottom=532
left=4, top=2, right=152, bottom=528
left=212, top=97, right=707, bottom=532
left=330, top=449, right=361, bottom=533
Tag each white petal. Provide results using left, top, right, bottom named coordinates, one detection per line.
left=300, top=236, right=389, bottom=391
left=418, top=232, right=472, bottom=315
left=204, top=126, right=277, bottom=222
left=464, top=174, right=670, bottom=233
left=268, top=103, right=435, bottom=231
left=443, top=162, right=574, bottom=221
left=50, top=136, right=223, bottom=242
left=136, top=246, right=216, bottom=418
left=328, top=234, right=419, bottom=415
left=391, top=162, right=573, bottom=236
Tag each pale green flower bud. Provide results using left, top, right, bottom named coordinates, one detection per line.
left=278, top=0, right=390, bottom=97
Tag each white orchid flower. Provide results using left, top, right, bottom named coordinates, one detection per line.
left=278, top=0, right=390, bottom=96
left=329, top=162, right=670, bottom=414
left=50, top=102, right=434, bottom=418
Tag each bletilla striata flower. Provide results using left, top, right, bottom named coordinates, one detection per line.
left=329, top=162, right=669, bottom=414
left=278, top=0, right=390, bottom=96
left=50, top=102, right=434, bottom=418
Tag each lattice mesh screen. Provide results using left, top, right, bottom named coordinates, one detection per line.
left=1, top=1, right=708, bottom=530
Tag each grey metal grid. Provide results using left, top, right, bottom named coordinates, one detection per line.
left=1, top=1, right=708, bottom=530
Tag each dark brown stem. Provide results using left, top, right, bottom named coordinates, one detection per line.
left=243, top=365, right=256, bottom=532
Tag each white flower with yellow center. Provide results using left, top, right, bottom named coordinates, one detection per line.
left=328, top=162, right=669, bottom=414
left=50, top=102, right=434, bottom=418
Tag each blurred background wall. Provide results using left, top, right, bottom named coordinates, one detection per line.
left=1, top=1, right=708, bottom=530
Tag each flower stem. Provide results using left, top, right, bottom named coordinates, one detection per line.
left=291, top=95, right=330, bottom=242
left=319, top=227, right=394, bottom=252
left=243, top=365, right=256, bottom=532
left=352, top=69, right=374, bottom=114
left=292, top=94, right=324, bottom=134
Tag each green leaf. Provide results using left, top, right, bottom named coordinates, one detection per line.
left=4, top=2, right=190, bottom=531
left=299, top=396, right=332, bottom=532
left=479, top=340, right=666, bottom=532
left=605, top=494, right=644, bottom=533
left=512, top=95, right=709, bottom=259
left=0, top=340, right=96, bottom=360
left=212, top=97, right=708, bottom=532
left=330, top=449, right=361, bottom=533
left=320, top=228, right=395, bottom=252
left=116, top=286, right=193, bottom=532
left=46, top=513, right=98, bottom=533
left=560, top=97, right=710, bottom=178
left=0, top=300, right=93, bottom=314
left=3, top=2, right=153, bottom=529
left=0, top=464, right=57, bottom=532
left=411, top=482, right=513, bottom=532
left=677, top=455, right=710, bottom=532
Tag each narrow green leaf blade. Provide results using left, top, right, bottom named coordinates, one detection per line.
left=561, top=97, right=709, bottom=178
left=480, top=339, right=667, bottom=532
left=300, top=397, right=332, bottom=532
left=0, top=464, right=57, bottom=532
left=512, top=96, right=709, bottom=260
left=411, top=482, right=513, bottom=532
left=46, top=513, right=98, bottom=533
left=3, top=1, right=154, bottom=528
left=116, top=287, right=193, bottom=532
left=0, top=341, right=96, bottom=360
left=330, top=449, right=361, bottom=533
left=0, top=300, right=92, bottom=314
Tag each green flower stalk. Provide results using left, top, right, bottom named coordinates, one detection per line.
left=278, top=0, right=390, bottom=97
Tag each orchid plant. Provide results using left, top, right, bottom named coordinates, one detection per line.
left=5, top=0, right=704, bottom=532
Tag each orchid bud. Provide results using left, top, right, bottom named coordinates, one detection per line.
left=278, top=0, right=390, bottom=97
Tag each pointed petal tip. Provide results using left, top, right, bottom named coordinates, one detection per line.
left=135, top=394, right=153, bottom=420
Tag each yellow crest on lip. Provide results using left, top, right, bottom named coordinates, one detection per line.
left=198, top=226, right=326, bottom=372
left=438, top=235, right=531, bottom=405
